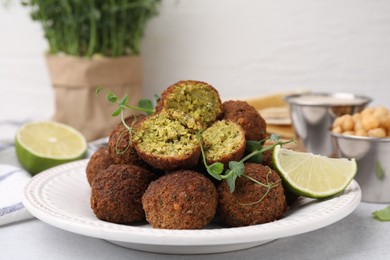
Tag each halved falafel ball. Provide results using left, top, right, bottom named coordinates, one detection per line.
left=132, top=110, right=202, bottom=171
left=222, top=100, right=267, bottom=141
left=142, top=170, right=218, bottom=229
left=156, top=80, right=223, bottom=128
left=108, top=115, right=147, bottom=167
left=202, top=120, right=246, bottom=167
left=86, top=147, right=114, bottom=186
left=91, top=164, right=157, bottom=224
left=218, top=163, right=287, bottom=227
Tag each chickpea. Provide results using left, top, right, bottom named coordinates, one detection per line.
left=343, top=131, right=355, bottom=136
left=372, top=106, right=389, bottom=119
left=355, top=129, right=368, bottom=136
left=332, top=106, right=390, bottom=138
left=379, top=115, right=390, bottom=129
left=352, top=113, right=361, bottom=122
left=361, top=116, right=380, bottom=131
left=332, top=117, right=343, bottom=128
left=341, top=114, right=354, bottom=131
left=361, top=107, right=375, bottom=117
left=353, top=115, right=363, bottom=130
left=332, top=126, right=342, bottom=134
left=368, top=128, right=387, bottom=138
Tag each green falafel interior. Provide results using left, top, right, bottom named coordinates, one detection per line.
left=202, top=120, right=245, bottom=161
left=160, top=81, right=222, bottom=127
left=132, top=110, right=201, bottom=156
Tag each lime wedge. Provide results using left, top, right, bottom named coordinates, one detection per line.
left=15, top=121, right=87, bottom=175
left=272, top=145, right=357, bottom=198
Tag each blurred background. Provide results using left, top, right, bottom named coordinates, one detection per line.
left=1, top=0, right=390, bottom=139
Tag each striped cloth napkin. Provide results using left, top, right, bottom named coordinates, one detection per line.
left=0, top=164, right=33, bottom=226
left=0, top=136, right=107, bottom=226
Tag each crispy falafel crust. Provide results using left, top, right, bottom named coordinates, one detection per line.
left=86, top=147, right=114, bottom=186
left=218, top=163, right=287, bottom=227
left=108, top=115, right=148, bottom=167
left=91, top=164, right=157, bottom=224
left=222, top=100, right=267, bottom=141
left=142, top=170, right=218, bottom=229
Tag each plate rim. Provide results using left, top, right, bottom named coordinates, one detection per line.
left=22, top=159, right=361, bottom=247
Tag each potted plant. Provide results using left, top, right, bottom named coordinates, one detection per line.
left=21, top=0, right=161, bottom=141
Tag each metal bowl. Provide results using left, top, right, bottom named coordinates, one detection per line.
left=331, top=132, right=390, bottom=203
left=285, top=92, right=371, bottom=156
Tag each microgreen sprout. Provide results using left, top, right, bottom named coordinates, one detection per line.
left=197, top=131, right=294, bottom=199
left=96, top=87, right=156, bottom=116
left=114, top=113, right=139, bottom=155
left=239, top=169, right=281, bottom=206
left=97, top=87, right=158, bottom=155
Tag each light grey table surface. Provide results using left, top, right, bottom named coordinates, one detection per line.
left=1, top=147, right=390, bottom=260
left=1, top=202, right=390, bottom=260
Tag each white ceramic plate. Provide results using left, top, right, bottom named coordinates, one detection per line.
left=22, top=159, right=361, bottom=254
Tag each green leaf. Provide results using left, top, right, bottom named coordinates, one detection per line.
left=111, top=106, right=123, bottom=117
left=228, top=161, right=245, bottom=176
left=270, top=133, right=280, bottom=143
left=107, top=92, right=118, bottom=103
left=91, top=9, right=101, bottom=20
left=153, top=94, right=159, bottom=103
left=248, top=153, right=263, bottom=163
left=245, top=140, right=263, bottom=163
left=246, top=140, right=262, bottom=151
left=119, top=94, right=129, bottom=106
left=227, top=174, right=238, bottom=193
left=207, top=163, right=224, bottom=180
left=138, top=99, right=154, bottom=115
left=373, top=205, right=390, bottom=221
left=95, top=87, right=103, bottom=96
left=375, top=161, right=385, bottom=180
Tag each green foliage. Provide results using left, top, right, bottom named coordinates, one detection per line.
left=197, top=131, right=295, bottom=195
left=96, top=87, right=155, bottom=115
left=21, top=0, right=161, bottom=57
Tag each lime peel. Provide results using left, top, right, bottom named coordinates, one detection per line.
left=272, top=145, right=357, bottom=199
left=15, top=121, right=87, bottom=175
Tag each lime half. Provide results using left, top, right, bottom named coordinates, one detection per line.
left=15, top=121, right=87, bottom=175
left=272, top=145, right=357, bottom=198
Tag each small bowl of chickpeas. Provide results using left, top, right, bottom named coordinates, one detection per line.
left=285, top=92, right=371, bottom=156
left=331, top=106, right=390, bottom=203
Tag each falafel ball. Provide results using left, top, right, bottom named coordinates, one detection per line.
left=260, top=148, right=274, bottom=169
left=142, top=170, right=218, bottom=229
left=108, top=114, right=148, bottom=167
left=132, top=110, right=202, bottom=171
left=91, top=164, right=157, bottom=224
left=222, top=100, right=267, bottom=141
left=218, top=163, right=287, bottom=227
left=86, top=147, right=114, bottom=186
left=156, top=80, right=223, bottom=128
left=202, top=120, right=246, bottom=167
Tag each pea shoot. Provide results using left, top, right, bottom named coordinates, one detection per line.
left=197, top=131, right=294, bottom=194
left=96, top=87, right=156, bottom=116
left=96, top=87, right=158, bottom=154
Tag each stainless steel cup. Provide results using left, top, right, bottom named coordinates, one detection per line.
left=285, top=92, right=371, bottom=156
left=331, top=132, right=390, bottom=203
